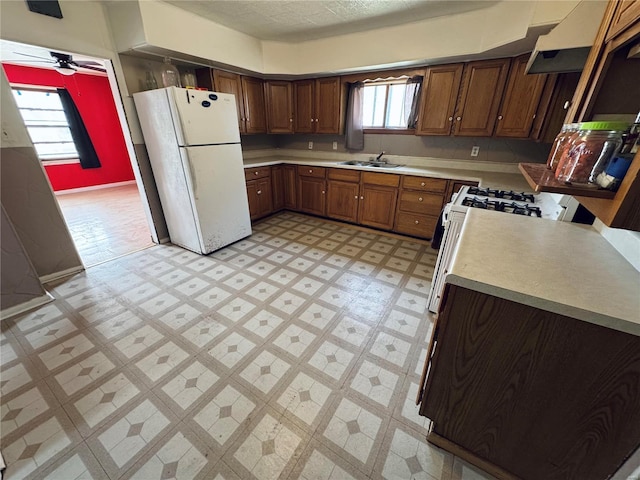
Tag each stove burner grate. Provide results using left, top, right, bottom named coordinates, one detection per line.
left=467, top=186, right=535, bottom=203
left=462, top=196, right=542, bottom=217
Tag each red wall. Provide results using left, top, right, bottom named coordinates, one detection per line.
left=2, top=63, right=134, bottom=191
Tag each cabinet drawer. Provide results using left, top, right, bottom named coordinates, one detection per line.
left=245, top=167, right=271, bottom=180
left=402, top=176, right=447, bottom=193
left=395, top=212, right=438, bottom=239
left=328, top=168, right=361, bottom=182
left=398, top=191, right=444, bottom=215
left=362, top=172, right=400, bottom=187
left=297, top=165, right=326, bottom=178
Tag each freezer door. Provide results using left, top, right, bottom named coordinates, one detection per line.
left=168, top=87, right=241, bottom=146
left=181, top=144, right=252, bottom=253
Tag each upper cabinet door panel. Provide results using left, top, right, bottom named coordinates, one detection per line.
left=213, top=70, right=245, bottom=133
left=495, top=55, right=547, bottom=138
left=241, top=76, right=267, bottom=134
left=606, top=0, right=640, bottom=41
left=294, top=80, right=314, bottom=133
left=416, top=64, right=463, bottom=136
left=266, top=81, right=294, bottom=134
left=315, top=77, right=343, bottom=134
left=454, top=59, right=511, bottom=136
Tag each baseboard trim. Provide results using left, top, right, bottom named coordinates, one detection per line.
left=39, top=266, right=85, bottom=284
left=54, top=180, right=136, bottom=195
left=159, top=237, right=171, bottom=244
left=1, top=291, right=54, bottom=321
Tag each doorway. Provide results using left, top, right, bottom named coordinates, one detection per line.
left=1, top=40, right=155, bottom=267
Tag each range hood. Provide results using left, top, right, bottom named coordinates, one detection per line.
left=526, top=0, right=608, bottom=74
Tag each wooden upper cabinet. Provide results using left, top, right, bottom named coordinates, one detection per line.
left=294, top=80, right=314, bottom=133
left=241, top=76, right=267, bottom=134
left=494, top=55, right=547, bottom=138
left=315, top=77, right=343, bottom=134
left=416, top=64, right=463, bottom=136
left=606, top=0, right=640, bottom=41
left=213, top=70, right=245, bottom=133
left=453, top=58, right=511, bottom=136
left=294, top=77, right=344, bottom=134
left=265, top=81, right=294, bottom=133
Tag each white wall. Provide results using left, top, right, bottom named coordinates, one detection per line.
left=593, top=220, right=640, bottom=272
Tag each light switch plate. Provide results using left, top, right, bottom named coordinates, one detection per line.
left=308, top=141, right=313, bottom=150
left=332, top=141, right=338, bottom=150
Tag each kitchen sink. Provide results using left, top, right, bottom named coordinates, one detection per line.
left=338, top=161, right=404, bottom=169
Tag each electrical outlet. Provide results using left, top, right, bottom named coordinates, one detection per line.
left=332, top=141, right=338, bottom=150
left=308, top=141, right=313, bottom=150
left=471, top=146, right=480, bottom=157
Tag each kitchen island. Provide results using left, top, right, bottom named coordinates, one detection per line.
left=417, top=209, right=640, bottom=480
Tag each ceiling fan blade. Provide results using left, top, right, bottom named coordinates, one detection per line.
left=77, top=64, right=107, bottom=73
left=7, top=59, right=55, bottom=63
left=74, top=60, right=103, bottom=67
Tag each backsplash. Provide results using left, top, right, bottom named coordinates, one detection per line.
left=276, top=134, right=551, bottom=164
left=241, top=134, right=278, bottom=151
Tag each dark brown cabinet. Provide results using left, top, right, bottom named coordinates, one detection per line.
left=241, top=76, right=268, bottom=134
left=283, top=165, right=298, bottom=210
left=298, top=166, right=326, bottom=216
left=326, top=168, right=361, bottom=223
left=265, top=81, right=294, bottom=133
left=246, top=178, right=273, bottom=220
left=418, top=284, right=640, bottom=480
left=416, top=64, right=463, bottom=135
left=358, top=172, right=399, bottom=230
left=453, top=58, right=511, bottom=137
left=271, top=165, right=284, bottom=212
left=494, top=54, right=547, bottom=138
left=294, top=77, right=344, bottom=134
left=210, top=70, right=245, bottom=132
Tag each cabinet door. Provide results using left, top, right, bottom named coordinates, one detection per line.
left=606, top=0, right=640, bottom=41
left=299, top=177, right=326, bottom=216
left=453, top=59, right=510, bottom=136
left=283, top=165, right=298, bottom=210
left=246, top=180, right=260, bottom=220
left=257, top=177, right=273, bottom=217
left=326, top=180, right=359, bottom=223
left=271, top=165, right=284, bottom=211
left=294, top=80, right=314, bottom=133
left=495, top=55, right=547, bottom=138
left=213, top=70, right=245, bottom=133
left=315, top=77, right=343, bottom=134
left=241, top=76, right=267, bottom=134
left=265, top=81, right=294, bottom=133
left=359, top=184, right=397, bottom=230
left=416, top=64, right=463, bottom=135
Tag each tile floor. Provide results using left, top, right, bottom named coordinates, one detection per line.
left=55, top=184, right=154, bottom=267
left=0, top=212, right=495, bottom=480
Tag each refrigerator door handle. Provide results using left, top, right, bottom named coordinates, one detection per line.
left=187, top=156, right=198, bottom=199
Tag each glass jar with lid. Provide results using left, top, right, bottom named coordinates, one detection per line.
left=554, top=122, right=628, bottom=186
left=546, top=123, right=578, bottom=172
left=161, top=57, right=181, bottom=88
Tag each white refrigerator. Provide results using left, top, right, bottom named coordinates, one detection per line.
left=133, top=87, right=251, bottom=254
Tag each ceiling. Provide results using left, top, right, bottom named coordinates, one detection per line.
left=162, top=0, right=499, bottom=42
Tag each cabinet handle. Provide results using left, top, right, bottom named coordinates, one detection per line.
left=497, top=115, right=503, bottom=120
left=354, top=195, right=358, bottom=199
left=257, top=190, right=262, bottom=195
left=448, top=116, right=453, bottom=121
left=360, top=196, right=364, bottom=200
left=290, top=118, right=293, bottom=122
left=315, top=118, right=319, bottom=122
left=456, top=116, right=461, bottom=121
left=418, top=197, right=423, bottom=202
left=415, top=220, right=419, bottom=224
left=322, top=190, right=325, bottom=195
left=420, top=182, right=425, bottom=187
left=563, top=100, right=571, bottom=110
left=254, top=171, right=259, bottom=175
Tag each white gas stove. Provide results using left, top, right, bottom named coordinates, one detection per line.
left=427, top=186, right=575, bottom=313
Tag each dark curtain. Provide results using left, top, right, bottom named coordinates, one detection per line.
left=57, top=88, right=101, bottom=169
left=345, top=82, right=364, bottom=151
left=404, top=75, right=423, bottom=129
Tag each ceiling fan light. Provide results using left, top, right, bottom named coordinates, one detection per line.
left=55, top=64, right=76, bottom=75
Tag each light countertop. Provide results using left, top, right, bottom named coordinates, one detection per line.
left=446, top=209, right=640, bottom=336
left=242, top=154, right=532, bottom=192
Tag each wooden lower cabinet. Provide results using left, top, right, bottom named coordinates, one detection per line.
left=326, top=180, right=359, bottom=223
left=246, top=177, right=273, bottom=220
left=298, top=177, right=326, bottom=216
left=418, top=284, right=640, bottom=480
left=271, top=165, right=284, bottom=211
left=359, top=184, right=397, bottom=230
left=282, top=165, right=298, bottom=210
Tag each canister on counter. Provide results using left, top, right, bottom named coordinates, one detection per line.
left=555, top=122, right=628, bottom=186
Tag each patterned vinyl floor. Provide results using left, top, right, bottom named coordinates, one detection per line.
left=0, top=212, right=495, bottom=480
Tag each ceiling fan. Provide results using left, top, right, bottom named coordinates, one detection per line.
left=12, top=51, right=106, bottom=75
